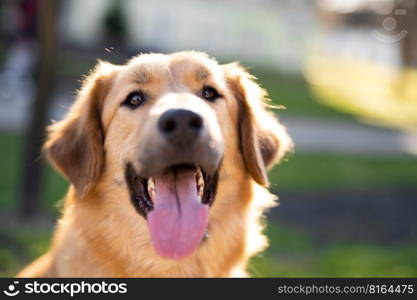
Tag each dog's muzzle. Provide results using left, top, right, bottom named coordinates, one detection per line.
left=124, top=108, right=223, bottom=260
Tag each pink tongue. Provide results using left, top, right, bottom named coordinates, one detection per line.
left=147, top=169, right=208, bottom=260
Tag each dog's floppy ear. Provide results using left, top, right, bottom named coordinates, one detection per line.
left=223, top=62, right=293, bottom=186
left=43, top=61, right=118, bottom=197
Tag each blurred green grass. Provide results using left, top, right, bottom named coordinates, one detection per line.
left=0, top=227, right=52, bottom=277
left=251, top=222, right=417, bottom=277
left=0, top=132, right=68, bottom=214
left=253, top=70, right=355, bottom=120
left=271, top=154, right=417, bottom=191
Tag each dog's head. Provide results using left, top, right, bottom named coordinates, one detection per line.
left=44, top=52, right=292, bottom=260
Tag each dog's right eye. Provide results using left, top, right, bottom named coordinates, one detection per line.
left=122, top=91, right=147, bottom=109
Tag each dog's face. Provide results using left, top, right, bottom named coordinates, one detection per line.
left=44, top=52, right=292, bottom=261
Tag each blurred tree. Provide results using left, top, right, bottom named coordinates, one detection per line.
left=103, top=1, right=128, bottom=44
left=19, top=0, right=57, bottom=219
left=398, top=0, right=417, bottom=68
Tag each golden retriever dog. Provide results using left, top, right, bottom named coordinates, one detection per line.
left=18, top=51, right=292, bottom=277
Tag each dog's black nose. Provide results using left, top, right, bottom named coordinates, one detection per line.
left=158, top=109, right=203, bottom=145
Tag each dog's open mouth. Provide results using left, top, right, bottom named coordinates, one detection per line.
left=124, top=163, right=219, bottom=260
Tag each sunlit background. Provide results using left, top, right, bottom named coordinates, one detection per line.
left=0, top=0, right=416, bottom=277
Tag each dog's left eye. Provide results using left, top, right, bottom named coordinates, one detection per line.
left=122, top=91, right=147, bottom=109
left=201, top=86, right=220, bottom=102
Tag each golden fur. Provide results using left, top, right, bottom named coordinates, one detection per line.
left=17, top=51, right=293, bottom=277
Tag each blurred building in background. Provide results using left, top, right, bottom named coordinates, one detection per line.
left=61, top=0, right=315, bottom=73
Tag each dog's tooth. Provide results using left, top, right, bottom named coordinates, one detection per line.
left=195, top=169, right=204, bottom=200
left=198, top=184, right=204, bottom=198
left=148, top=177, right=155, bottom=188
left=147, top=177, right=156, bottom=199
left=196, top=167, right=202, bottom=179
left=198, top=177, right=204, bottom=188
left=196, top=171, right=204, bottom=188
